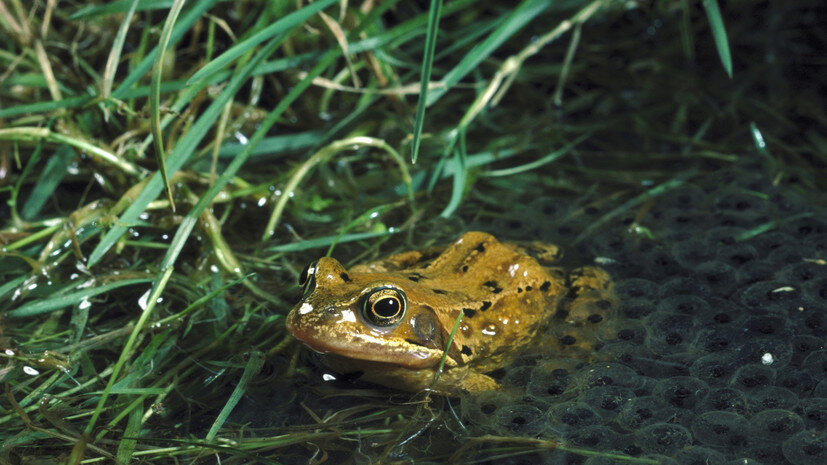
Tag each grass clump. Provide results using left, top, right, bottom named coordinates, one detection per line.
left=1, top=0, right=825, bottom=463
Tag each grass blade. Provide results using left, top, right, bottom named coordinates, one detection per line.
left=702, top=0, right=733, bottom=78
left=100, top=0, right=139, bottom=122
left=150, top=0, right=188, bottom=212
left=187, top=0, right=337, bottom=84
left=410, top=0, right=443, bottom=164
left=425, top=0, right=551, bottom=106
left=21, top=145, right=75, bottom=220
left=7, top=278, right=153, bottom=319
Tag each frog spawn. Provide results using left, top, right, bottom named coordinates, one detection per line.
left=453, top=164, right=827, bottom=464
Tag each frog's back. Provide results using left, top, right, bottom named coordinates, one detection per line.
left=353, top=232, right=567, bottom=372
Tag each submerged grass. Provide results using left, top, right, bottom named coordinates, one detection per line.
left=1, top=0, right=825, bottom=463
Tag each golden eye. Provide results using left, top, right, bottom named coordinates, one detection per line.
left=298, top=261, right=317, bottom=292
left=363, top=287, right=406, bottom=327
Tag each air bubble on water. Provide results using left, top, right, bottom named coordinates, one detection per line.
left=23, top=366, right=39, bottom=376
left=210, top=265, right=219, bottom=273
left=5, top=349, right=14, bottom=356
left=234, top=131, right=249, bottom=145
left=762, top=353, right=774, bottom=365
left=322, top=373, right=337, bottom=381
left=257, top=197, right=267, bottom=207
left=78, top=297, right=92, bottom=310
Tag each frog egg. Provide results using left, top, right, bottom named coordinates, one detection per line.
left=501, top=365, right=534, bottom=392
left=748, top=409, right=805, bottom=444
left=716, top=242, right=759, bottom=267
left=526, top=366, right=573, bottom=403
left=746, top=386, right=798, bottom=415
left=632, top=422, right=692, bottom=456
left=695, top=260, right=738, bottom=297
left=798, top=308, right=825, bottom=338
left=575, top=363, right=645, bottom=390
left=671, top=238, right=716, bottom=269
left=690, top=410, right=752, bottom=450
left=802, top=276, right=827, bottom=306
left=805, top=232, right=827, bottom=253
left=561, top=424, right=618, bottom=451
left=643, top=312, right=697, bottom=355
left=614, top=278, right=659, bottom=300
left=704, top=297, right=746, bottom=327
left=698, top=387, right=748, bottom=414
left=617, top=396, right=686, bottom=431
left=459, top=390, right=514, bottom=433
left=577, top=385, right=634, bottom=420
left=545, top=401, right=601, bottom=434
left=735, top=261, right=777, bottom=286
left=795, top=398, right=827, bottom=431
left=663, top=277, right=716, bottom=299
left=740, top=280, right=806, bottom=315
left=782, top=430, right=827, bottom=465
left=690, top=353, right=741, bottom=387
left=492, top=404, right=547, bottom=437
left=652, top=376, right=709, bottom=411
left=641, top=249, right=684, bottom=281
left=616, top=297, right=657, bottom=319
left=749, top=231, right=795, bottom=255
left=597, top=319, right=648, bottom=345
left=742, top=440, right=788, bottom=464
left=768, top=244, right=810, bottom=267
left=791, top=335, right=823, bottom=367
left=776, top=367, right=818, bottom=395
left=675, top=446, right=728, bottom=465
left=782, top=215, right=827, bottom=239
left=656, top=294, right=711, bottom=319
left=779, top=262, right=827, bottom=284
left=729, top=364, right=776, bottom=391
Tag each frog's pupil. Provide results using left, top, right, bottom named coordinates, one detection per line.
left=374, top=297, right=400, bottom=318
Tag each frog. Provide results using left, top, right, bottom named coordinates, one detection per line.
left=286, top=231, right=613, bottom=396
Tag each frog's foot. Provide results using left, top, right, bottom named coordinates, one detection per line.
left=431, top=368, right=500, bottom=396
left=514, top=241, right=564, bottom=265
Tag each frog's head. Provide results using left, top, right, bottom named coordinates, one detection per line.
left=286, top=257, right=453, bottom=369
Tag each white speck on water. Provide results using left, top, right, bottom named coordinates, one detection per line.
left=23, top=366, right=39, bottom=376
left=761, top=353, right=774, bottom=365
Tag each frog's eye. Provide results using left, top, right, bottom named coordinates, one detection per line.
left=363, top=287, right=406, bottom=327
left=299, top=261, right=317, bottom=292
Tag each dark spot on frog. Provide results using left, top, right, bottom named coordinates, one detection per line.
left=526, top=285, right=533, bottom=291
left=481, top=301, right=492, bottom=311
left=461, top=265, right=469, bottom=272
left=340, top=272, right=352, bottom=282
left=587, top=314, right=604, bottom=323
left=540, top=281, right=551, bottom=292
left=408, top=275, right=421, bottom=282
left=463, top=308, right=477, bottom=318
left=483, top=280, right=503, bottom=293
left=432, top=289, right=447, bottom=295
left=476, top=243, right=486, bottom=253
left=461, top=345, right=473, bottom=356
left=518, top=287, right=523, bottom=293
left=559, top=335, right=577, bottom=345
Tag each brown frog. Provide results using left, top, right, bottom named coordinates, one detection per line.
left=286, top=231, right=612, bottom=396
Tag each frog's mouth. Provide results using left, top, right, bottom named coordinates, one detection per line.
left=286, top=308, right=444, bottom=369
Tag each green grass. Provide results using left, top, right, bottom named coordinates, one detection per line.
left=1, top=0, right=824, bottom=463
